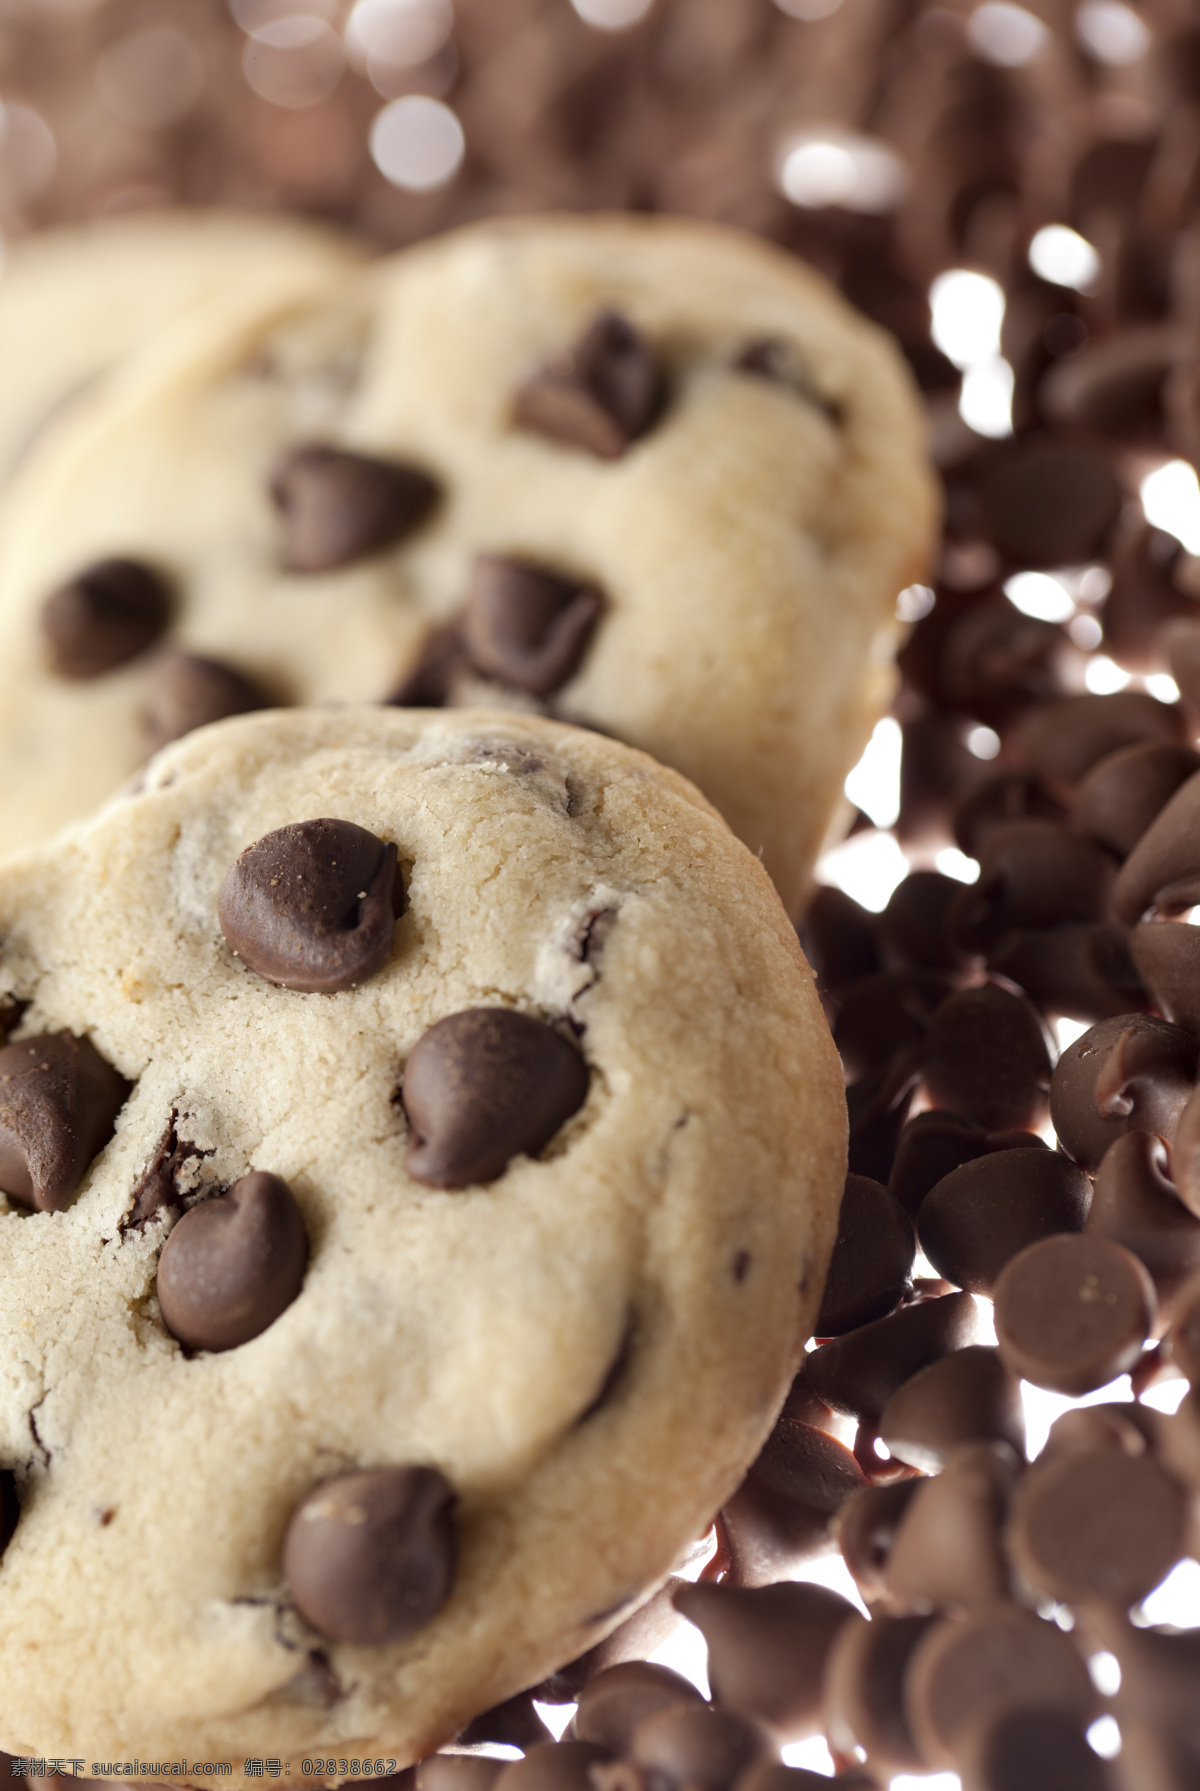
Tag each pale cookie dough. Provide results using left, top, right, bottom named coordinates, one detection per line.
left=0, top=706, right=845, bottom=1775
left=0, top=213, right=937, bottom=914
left=0, top=209, right=363, bottom=483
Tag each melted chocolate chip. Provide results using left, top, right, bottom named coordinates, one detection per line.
left=40, top=558, right=170, bottom=680
left=816, top=1174, right=915, bottom=1336
left=0, top=1033, right=129, bottom=1212
left=402, top=1008, right=588, bottom=1188
left=462, top=556, right=604, bottom=695
left=879, top=1345, right=1025, bottom=1472
left=917, top=1147, right=1092, bottom=1294
left=995, top=1233, right=1156, bottom=1396
left=921, top=985, right=1053, bottom=1134
left=270, top=444, right=440, bottom=573
left=283, top=1465, right=455, bottom=1645
left=1010, top=1447, right=1187, bottom=1605
left=1049, top=1014, right=1198, bottom=1171
left=141, top=648, right=266, bottom=756
left=673, top=1581, right=857, bottom=1741
left=218, top=818, right=401, bottom=993
left=156, top=1171, right=307, bottom=1352
left=515, top=312, right=664, bottom=460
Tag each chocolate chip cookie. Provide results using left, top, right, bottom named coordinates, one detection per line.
left=0, top=212, right=936, bottom=914
left=0, top=706, right=843, bottom=1773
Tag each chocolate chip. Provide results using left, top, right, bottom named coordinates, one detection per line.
left=630, top=1703, right=773, bottom=1791
left=283, top=1464, right=455, bottom=1645
left=1093, top=1606, right=1200, bottom=1747
left=40, top=558, right=170, bottom=680
left=1164, top=616, right=1200, bottom=711
left=123, top=1112, right=208, bottom=1232
left=946, top=822, right=1116, bottom=954
left=0, top=1033, right=129, bottom=1212
left=515, top=312, right=663, bottom=460
left=461, top=556, right=604, bottom=695
left=824, top=1613, right=938, bottom=1776
left=1039, top=327, right=1179, bottom=445
left=673, top=1581, right=857, bottom=1741
left=953, top=772, right=1067, bottom=860
left=940, top=599, right=1082, bottom=730
left=834, top=972, right=951, bottom=1084
left=418, top=1760, right=505, bottom=1791
left=386, top=623, right=468, bottom=708
left=573, top=1662, right=703, bottom=1753
left=879, top=1345, right=1025, bottom=1472
left=897, top=713, right=982, bottom=847
left=905, top=1609, right=1097, bottom=1772
left=959, top=1709, right=1113, bottom=1791
left=994, top=1233, right=1156, bottom=1395
left=402, top=1007, right=588, bottom=1188
left=1087, top=1131, right=1200, bottom=1318
left=0, top=1472, right=18, bottom=1558
left=736, top=1768, right=872, bottom=1791
left=1008, top=692, right=1185, bottom=799
left=156, top=1170, right=307, bottom=1353
left=141, top=648, right=266, bottom=756
left=270, top=444, right=440, bottom=573
left=917, top=1147, right=1091, bottom=1294
left=1049, top=1014, right=1198, bottom=1172
left=218, top=818, right=401, bottom=994
left=816, top=1174, right=915, bottom=1336
left=887, top=1111, right=990, bottom=1223
left=733, top=340, right=840, bottom=422
left=987, top=923, right=1148, bottom=1024
left=976, top=440, right=1122, bottom=567
left=532, top=1578, right=686, bottom=1704
left=1009, top=1447, right=1187, bottom=1605
left=800, top=887, right=882, bottom=1000
left=1129, top=920, right=1200, bottom=1034
left=1166, top=1273, right=1200, bottom=1385
left=495, top=1745, right=610, bottom=1791
left=457, top=1692, right=553, bottom=1751
left=717, top=1419, right=866, bottom=1584
left=846, top=1062, right=918, bottom=1185
left=800, top=1290, right=979, bottom=1424
left=836, top=1477, right=922, bottom=1603
left=883, top=1442, right=1017, bottom=1613
left=1101, top=526, right=1197, bottom=674
left=879, top=873, right=965, bottom=976
left=921, top=985, right=1053, bottom=1133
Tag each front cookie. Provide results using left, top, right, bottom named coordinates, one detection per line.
left=0, top=708, right=844, bottom=1772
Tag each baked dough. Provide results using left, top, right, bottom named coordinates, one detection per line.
left=0, top=706, right=844, bottom=1773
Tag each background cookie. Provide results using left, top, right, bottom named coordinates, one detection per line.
left=0, top=705, right=844, bottom=1771
left=0, top=209, right=363, bottom=484
left=0, top=212, right=936, bottom=915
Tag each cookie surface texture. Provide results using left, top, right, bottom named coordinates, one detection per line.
left=0, top=707, right=844, bottom=1770
left=0, top=213, right=936, bottom=913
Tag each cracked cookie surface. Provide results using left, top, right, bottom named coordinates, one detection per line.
left=0, top=706, right=844, bottom=1773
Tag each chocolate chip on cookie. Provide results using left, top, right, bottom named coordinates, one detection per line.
left=218, top=818, right=402, bottom=993
left=462, top=557, right=604, bottom=696
left=141, top=647, right=266, bottom=756
left=0, top=1032, right=129, bottom=1212
left=283, top=1465, right=456, bottom=1645
left=515, top=312, right=664, bottom=460
left=156, top=1170, right=307, bottom=1352
left=270, top=444, right=441, bottom=573
left=40, top=558, right=170, bottom=680
left=402, top=1007, right=589, bottom=1188
left=734, top=340, right=841, bottom=423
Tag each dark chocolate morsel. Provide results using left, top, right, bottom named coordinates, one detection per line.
left=0, top=1032, right=129, bottom=1212
left=733, top=339, right=840, bottom=422
left=801, top=1290, right=979, bottom=1423
left=495, top=1744, right=609, bottom=1791
left=456, top=1691, right=553, bottom=1751
left=846, top=1062, right=918, bottom=1185
left=1074, top=741, right=1200, bottom=861
left=1167, top=1273, right=1200, bottom=1385
left=917, top=1147, right=1091, bottom=1294
left=156, top=1170, right=307, bottom=1353
left=736, top=1766, right=874, bottom=1791
left=0, top=1471, right=18, bottom=1558
left=141, top=648, right=266, bottom=756
left=1088, top=1131, right=1200, bottom=1317
left=269, top=444, right=440, bottom=573
left=1102, top=526, right=1200, bottom=674
left=386, top=623, right=468, bottom=708
left=815, top=1174, right=915, bottom=1336
left=629, top=1702, right=773, bottom=1791
left=402, top=1007, right=588, bottom=1188
left=218, top=818, right=401, bottom=994
left=1114, top=767, right=1200, bottom=922
left=883, top=1441, right=1017, bottom=1613
left=283, top=1465, right=455, bottom=1645
left=905, top=1608, right=1097, bottom=1773
left=953, top=771, right=1066, bottom=861
left=718, top=1419, right=866, bottom=1584
left=946, top=821, right=1115, bottom=953
left=987, top=923, right=1147, bottom=1024
left=976, top=440, right=1122, bottom=567
left=834, top=972, right=951, bottom=1083
left=887, top=1110, right=990, bottom=1223
left=799, top=886, right=881, bottom=999
left=1164, top=615, right=1200, bottom=712
left=1130, top=920, right=1200, bottom=1035
left=939, top=599, right=1081, bottom=731
left=1092, top=1605, right=1200, bottom=1749
left=1049, top=1014, right=1198, bottom=1172
left=959, top=1708, right=1113, bottom=1791
left=40, top=557, right=170, bottom=680
left=573, top=1661, right=702, bottom=1752
left=1039, top=327, right=1180, bottom=446
left=879, top=1346, right=1025, bottom=1472
left=1007, top=691, right=1184, bottom=799
left=673, top=1581, right=857, bottom=1741
left=418, top=1759, right=506, bottom=1791
left=824, top=1613, right=938, bottom=1775
left=462, top=556, right=604, bottom=696
left=1009, top=1447, right=1187, bottom=1606
left=515, top=311, right=663, bottom=460
left=835, top=1478, right=921, bottom=1604
left=994, top=1233, right=1156, bottom=1395
left=879, top=872, right=965, bottom=975
left=921, top=985, right=1053, bottom=1134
